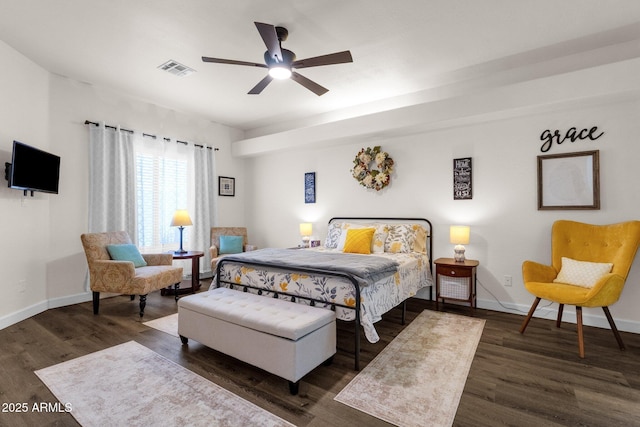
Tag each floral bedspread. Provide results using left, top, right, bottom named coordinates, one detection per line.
left=210, top=247, right=432, bottom=343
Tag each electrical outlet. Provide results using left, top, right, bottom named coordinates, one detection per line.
left=18, top=279, right=27, bottom=293
left=504, top=275, right=512, bottom=287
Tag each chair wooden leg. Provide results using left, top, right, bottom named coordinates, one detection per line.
left=92, top=291, right=100, bottom=315
left=576, top=306, right=585, bottom=358
left=556, top=304, right=564, bottom=328
left=602, top=306, right=625, bottom=351
left=519, top=297, right=541, bottom=334
left=139, top=294, right=148, bottom=317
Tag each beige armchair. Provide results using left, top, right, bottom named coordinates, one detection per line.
left=80, top=231, right=183, bottom=317
left=210, top=227, right=256, bottom=270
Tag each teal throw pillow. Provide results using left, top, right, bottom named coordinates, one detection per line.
left=219, top=235, right=244, bottom=254
left=106, top=244, right=147, bottom=268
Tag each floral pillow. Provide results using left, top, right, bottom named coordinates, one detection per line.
left=384, top=224, right=417, bottom=253
left=325, top=222, right=344, bottom=248
left=412, top=225, right=428, bottom=254
left=371, top=223, right=389, bottom=254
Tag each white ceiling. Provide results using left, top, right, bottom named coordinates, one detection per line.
left=1, top=0, right=639, bottom=134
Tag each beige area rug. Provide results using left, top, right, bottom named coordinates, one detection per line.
left=143, top=312, right=179, bottom=337
left=335, top=310, right=485, bottom=427
left=35, top=341, right=294, bottom=427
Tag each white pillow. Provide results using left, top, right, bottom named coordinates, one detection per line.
left=553, top=257, right=613, bottom=288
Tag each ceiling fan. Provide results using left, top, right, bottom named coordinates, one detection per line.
left=202, top=22, right=353, bottom=96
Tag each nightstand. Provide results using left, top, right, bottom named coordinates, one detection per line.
left=434, top=257, right=479, bottom=309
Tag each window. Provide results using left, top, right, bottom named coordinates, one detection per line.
left=135, top=145, right=190, bottom=253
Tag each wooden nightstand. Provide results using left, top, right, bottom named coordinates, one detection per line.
left=434, top=257, right=479, bottom=309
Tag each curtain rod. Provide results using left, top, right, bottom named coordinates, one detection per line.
left=84, top=120, right=219, bottom=151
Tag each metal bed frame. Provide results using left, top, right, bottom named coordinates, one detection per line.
left=214, top=217, right=433, bottom=371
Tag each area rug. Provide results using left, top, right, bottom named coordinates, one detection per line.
left=143, top=312, right=179, bottom=337
left=334, top=310, right=485, bottom=427
left=35, top=341, right=294, bottom=427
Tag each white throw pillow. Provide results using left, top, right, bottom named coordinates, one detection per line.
left=553, top=257, right=613, bottom=288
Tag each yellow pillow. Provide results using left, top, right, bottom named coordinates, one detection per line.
left=343, top=228, right=376, bottom=254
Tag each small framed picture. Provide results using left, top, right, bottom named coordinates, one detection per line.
left=218, top=176, right=235, bottom=197
left=537, top=150, right=599, bottom=210
left=305, top=172, right=316, bottom=203
left=453, top=157, right=472, bottom=200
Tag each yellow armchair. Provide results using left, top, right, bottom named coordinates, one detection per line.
left=81, top=231, right=183, bottom=317
left=520, top=220, right=640, bottom=358
left=209, top=227, right=256, bottom=270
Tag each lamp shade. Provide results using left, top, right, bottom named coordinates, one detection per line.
left=299, top=223, right=313, bottom=236
left=450, top=225, right=470, bottom=245
left=170, top=210, right=193, bottom=227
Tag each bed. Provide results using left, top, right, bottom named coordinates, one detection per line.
left=212, top=217, right=433, bottom=370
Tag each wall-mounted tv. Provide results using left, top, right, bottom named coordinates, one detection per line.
left=5, top=141, right=60, bottom=196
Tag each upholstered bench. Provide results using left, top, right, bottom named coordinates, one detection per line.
left=177, top=287, right=336, bottom=394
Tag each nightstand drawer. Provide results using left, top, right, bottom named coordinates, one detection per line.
left=437, top=265, right=472, bottom=278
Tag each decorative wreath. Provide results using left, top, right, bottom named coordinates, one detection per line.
left=351, top=146, right=394, bottom=191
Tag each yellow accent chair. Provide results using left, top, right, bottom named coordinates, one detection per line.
left=81, top=231, right=183, bottom=317
left=519, top=220, right=640, bottom=358
left=210, top=227, right=256, bottom=270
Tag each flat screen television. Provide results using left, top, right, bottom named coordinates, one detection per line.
left=6, top=141, right=60, bottom=195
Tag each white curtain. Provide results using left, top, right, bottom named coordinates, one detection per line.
left=192, top=145, right=217, bottom=274
left=88, top=123, right=137, bottom=238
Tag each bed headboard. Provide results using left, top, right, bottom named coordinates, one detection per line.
left=328, top=217, right=433, bottom=265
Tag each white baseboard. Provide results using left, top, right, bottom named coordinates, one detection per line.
left=413, top=290, right=640, bottom=334
left=0, top=292, right=92, bottom=331
left=477, top=298, right=640, bottom=334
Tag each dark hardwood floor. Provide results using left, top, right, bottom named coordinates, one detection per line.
left=2, top=283, right=640, bottom=426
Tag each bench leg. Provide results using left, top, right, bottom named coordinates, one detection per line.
left=179, top=335, right=188, bottom=345
left=288, top=381, right=299, bottom=395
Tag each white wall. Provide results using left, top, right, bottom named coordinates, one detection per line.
left=0, top=41, right=51, bottom=325
left=243, top=70, right=640, bottom=333
left=0, top=40, right=244, bottom=328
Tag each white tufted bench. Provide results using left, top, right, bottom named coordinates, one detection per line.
left=177, top=287, right=336, bottom=394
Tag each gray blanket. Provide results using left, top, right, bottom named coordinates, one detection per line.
left=219, top=248, right=399, bottom=286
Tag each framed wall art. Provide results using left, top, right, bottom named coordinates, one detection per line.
left=537, top=150, right=599, bottom=210
left=453, top=157, right=472, bottom=200
left=304, top=172, right=316, bottom=203
left=218, top=176, right=235, bottom=197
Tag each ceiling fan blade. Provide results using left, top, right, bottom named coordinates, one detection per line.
left=248, top=75, right=274, bottom=95
left=290, top=71, right=329, bottom=96
left=202, top=56, right=267, bottom=68
left=254, top=22, right=283, bottom=63
left=292, top=50, right=353, bottom=69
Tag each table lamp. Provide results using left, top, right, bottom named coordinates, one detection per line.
left=171, top=209, right=192, bottom=254
left=299, top=223, right=313, bottom=248
left=450, top=225, right=470, bottom=262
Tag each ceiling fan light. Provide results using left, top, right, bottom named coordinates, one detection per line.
left=269, top=66, right=292, bottom=80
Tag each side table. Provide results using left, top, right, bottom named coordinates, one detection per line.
left=161, top=250, right=204, bottom=299
left=434, top=257, right=479, bottom=310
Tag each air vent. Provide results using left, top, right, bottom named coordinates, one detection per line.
left=157, top=60, right=195, bottom=77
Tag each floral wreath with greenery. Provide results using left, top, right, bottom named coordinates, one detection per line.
left=351, top=146, right=394, bottom=191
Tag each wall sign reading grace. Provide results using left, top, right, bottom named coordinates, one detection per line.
left=539, top=126, right=604, bottom=153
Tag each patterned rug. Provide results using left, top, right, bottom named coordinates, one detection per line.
left=143, top=312, right=179, bottom=337
left=335, top=310, right=485, bottom=427
left=35, top=341, right=294, bottom=427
